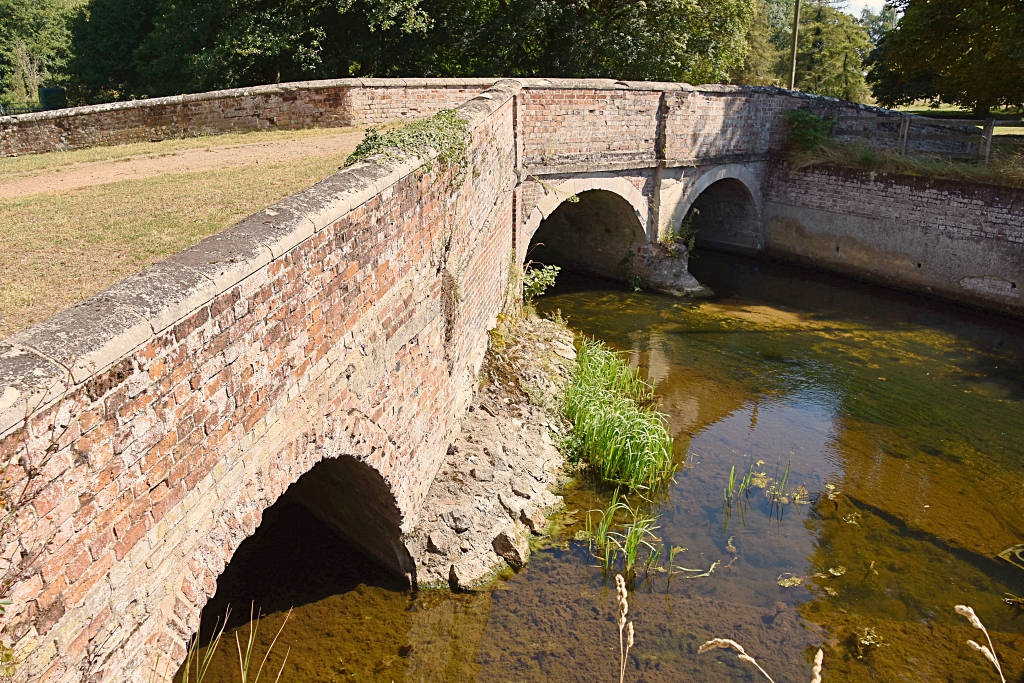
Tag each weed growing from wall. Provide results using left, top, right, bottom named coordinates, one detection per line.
left=660, top=208, right=699, bottom=256
left=785, top=110, right=833, bottom=151
left=345, top=109, right=471, bottom=180
left=523, top=264, right=560, bottom=304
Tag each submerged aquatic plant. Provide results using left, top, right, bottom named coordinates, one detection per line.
left=699, top=638, right=824, bottom=683
left=955, top=605, right=1006, bottom=683
left=562, top=339, right=675, bottom=489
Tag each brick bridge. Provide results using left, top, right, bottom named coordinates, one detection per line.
left=1, top=78, right=1021, bottom=683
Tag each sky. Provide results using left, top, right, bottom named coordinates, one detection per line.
left=842, top=0, right=890, bottom=16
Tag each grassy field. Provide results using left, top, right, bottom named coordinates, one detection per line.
left=895, top=102, right=1024, bottom=135
left=0, top=128, right=364, bottom=340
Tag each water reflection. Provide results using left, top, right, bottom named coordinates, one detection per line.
left=187, top=252, right=1024, bottom=683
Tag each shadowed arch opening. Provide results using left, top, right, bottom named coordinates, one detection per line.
left=528, top=189, right=647, bottom=282
left=687, top=178, right=761, bottom=253
left=191, top=455, right=411, bottom=652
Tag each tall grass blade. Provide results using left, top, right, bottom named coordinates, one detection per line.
left=563, top=339, right=675, bottom=490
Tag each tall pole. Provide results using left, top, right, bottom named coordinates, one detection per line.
left=789, top=0, right=802, bottom=89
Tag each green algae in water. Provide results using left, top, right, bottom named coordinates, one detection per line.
left=184, top=252, right=1024, bottom=683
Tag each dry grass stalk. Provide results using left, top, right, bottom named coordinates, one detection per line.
left=810, top=648, right=823, bottom=683
left=236, top=606, right=293, bottom=683
left=787, top=143, right=1024, bottom=189
left=615, top=574, right=634, bottom=683
left=955, top=605, right=1006, bottom=683
left=699, top=637, right=826, bottom=683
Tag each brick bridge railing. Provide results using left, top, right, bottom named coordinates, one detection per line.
left=1, top=77, right=1021, bottom=683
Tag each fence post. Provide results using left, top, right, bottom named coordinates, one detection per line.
left=982, top=119, right=995, bottom=168
left=897, top=116, right=910, bottom=154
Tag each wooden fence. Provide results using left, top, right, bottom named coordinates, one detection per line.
left=832, top=113, right=1024, bottom=165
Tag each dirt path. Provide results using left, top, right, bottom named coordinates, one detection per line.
left=0, top=131, right=366, bottom=199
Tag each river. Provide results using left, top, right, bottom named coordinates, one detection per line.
left=184, top=251, right=1024, bottom=683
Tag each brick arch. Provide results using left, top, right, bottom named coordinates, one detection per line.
left=666, top=164, right=763, bottom=237
left=522, top=174, right=649, bottom=251
left=158, top=408, right=409, bottom=673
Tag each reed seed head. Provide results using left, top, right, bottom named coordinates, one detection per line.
left=955, top=605, right=985, bottom=630
left=810, top=649, right=823, bottom=683
left=626, top=621, right=634, bottom=648
left=967, top=640, right=1000, bottom=667
left=698, top=638, right=746, bottom=655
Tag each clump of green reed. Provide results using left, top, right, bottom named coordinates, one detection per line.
left=585, top=491, right=661, bottom=578
left=563, top=338, right=675, bottom=489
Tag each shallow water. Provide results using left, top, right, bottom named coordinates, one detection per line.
left=185, top=252, right=1024, bottom=683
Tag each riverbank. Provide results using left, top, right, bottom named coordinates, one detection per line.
left=406, top=313, right=577, bottom=589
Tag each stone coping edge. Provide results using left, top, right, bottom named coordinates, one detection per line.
left=0, top=77, right=902, bottom=126
left=0, top=79, right=522, bottom=440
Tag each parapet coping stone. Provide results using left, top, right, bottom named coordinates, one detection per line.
left=0, top=79, right=522, bottom=439
left=0, top=77, right=904, bottom=126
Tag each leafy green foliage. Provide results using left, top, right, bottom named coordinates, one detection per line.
left=345, top=109, right=470, bottom=175
left=732, top=0, right=872, bottom=102
left=562, top=338, right=675, bottom=490
left=730, top=0, right=782, bottom=86
left=522, top=264, right=560, bottom=304
left=858, top=3, right=896, bottom=45
left=65, top=0, right=158, bottom=102
left=57, top=0, right=756, bottom=102
left=785, top=109, right=831, bottom=150
left=793, top=2, right=872, bottom=102
left=0, top=0, right=76, bottom=103
left=867, top=0, right=1024, bottom=116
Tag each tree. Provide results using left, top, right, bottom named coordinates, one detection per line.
left=0, top=0, right=75, bottom=103
left=65, top=0, right=160, bottom=103
left=867, top=0, right=1024, bottom=116
left=61, top=0, right=756, bottom=100
left=730, top=0, right=783, bottom=85
left=859, top=3, right=896, bottom=45
left=794, top=1, right=872, bottom=102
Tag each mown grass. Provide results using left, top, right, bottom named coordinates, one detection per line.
left=788, top=142, right=1024, bottom=189
left=0, top=150, right=354, bottom=340
left=562, top=338, right=675, bottom=490
left=0, top=126, right=362, bottom=177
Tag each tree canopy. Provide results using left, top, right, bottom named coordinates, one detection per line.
left=867, top=0, right=1024, bottom=116
left=0, top=0, right=76, bottom=103
left=59, top=0, right=755, bottom=103
left=731, top=0, right=873, bottom=102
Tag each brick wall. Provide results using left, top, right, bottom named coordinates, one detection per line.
left=0, top=80, right=499, bottom=156
left=0, top=82, right=519, bottom=682
left=2, top=76, right=1019, bottom=683
left=764, top=163, right=1024, bottom=315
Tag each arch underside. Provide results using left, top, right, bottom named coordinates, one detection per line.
left=165, top=408, right=413, bottom=668
left=667, top=164, right=763, bottom=253
left=528, top=188, right=649, bottom=282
